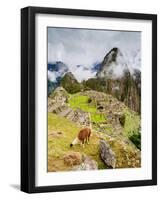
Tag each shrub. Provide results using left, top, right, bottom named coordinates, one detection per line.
left=129, top=130, right=141, bottom=150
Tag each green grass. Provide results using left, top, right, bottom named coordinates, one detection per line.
left=48, top=92, right=141, bottom=171
left=48, top=112, right=141, bottom=171
left=123, top=109, right=140, bottom=137
left=69, top=94, right=106, bottom=123
left=48, top=113, right=107, bottom=172
left=129, top=131, right=141, bottom=150
left=69, top=93, right=140, bottom=138
left=91, top=113, right=106, bottom=123
left=69, top=95, right=97, bottom=113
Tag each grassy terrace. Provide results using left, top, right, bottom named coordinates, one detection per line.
left=69, top=95, right=96, bottom=112
left=69, top=94, right=140, bottom=134
left=69, top=94, right=106, bottom=123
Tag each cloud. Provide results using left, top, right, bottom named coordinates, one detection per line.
left=72, top=66, right=97, bottom=82
left=48, top=70, right=56, bottom=82
left=48, top=27, right=141, bottom=81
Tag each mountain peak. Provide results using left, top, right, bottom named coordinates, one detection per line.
left=97, top=47, right=129, bottom=79
left=111, top=47, right=119, bottom=51
left=64, top=72, right=76, bottom=80
left=102, top=47, right=120, bottom=65
left=61, top=72, right=82, bottom=94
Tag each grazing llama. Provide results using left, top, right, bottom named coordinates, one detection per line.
left=70, top=127, right=91, bottom=148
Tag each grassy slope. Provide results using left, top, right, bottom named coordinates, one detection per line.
left=48, top=93, right=141, bottom=172
left=48, top=113, right=106, bottom=172
left=123, top=108, right=140, bottom=136
left=69, top=95, right=96, bottom=112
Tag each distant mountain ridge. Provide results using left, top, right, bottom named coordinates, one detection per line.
left=47, top=47, right=141, bottom=112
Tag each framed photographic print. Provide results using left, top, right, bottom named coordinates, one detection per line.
left=21, top=6, right=157, bottom=193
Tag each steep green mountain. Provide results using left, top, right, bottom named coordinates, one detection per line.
left=84, top=48, right=141, bottom=113
left=60, top=72, right=83, bottom=94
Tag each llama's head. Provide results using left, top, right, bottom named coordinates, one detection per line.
left=70, top=137, right=80, bottom=147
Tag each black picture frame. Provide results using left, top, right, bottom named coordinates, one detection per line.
left=21, top=6, right=157, bottom=193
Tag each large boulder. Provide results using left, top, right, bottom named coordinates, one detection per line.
left=73, top=155, right=98, bottom=170
left=63, top=152, right=82, bottom=166
left=100, top=139, right=116, bottom=168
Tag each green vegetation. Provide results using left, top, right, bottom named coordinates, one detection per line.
left=107, top=136, right=140, bottom=168
left=61, top=73, right=82, bottom=94
left=48, top=112, right=141, bottom=171
left=69, top=94, right=140, bottom=134
left=129, top=130, right=141, bottom=150
left=69, top=95, right=97, bottom=112
left=83, top=75, right=141, bottom=113
left=69, top=94, right=106, bottom=123
left=119, top=114, right=126, bottom=127
left=91, top=113, right=106, bottom=123
left=82, top=78, right=106, bottom=92
left=123, top=109, right=140, bottom=137
left=48, top=113, right=106, bottom=171
left=48, top=89, right=141, bottom=172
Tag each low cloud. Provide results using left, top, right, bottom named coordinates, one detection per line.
left=71, top=66, right=97, bottom=82
left=48, top=70, right=56, bottom=82
left=48, top=27, right=141, bottom=81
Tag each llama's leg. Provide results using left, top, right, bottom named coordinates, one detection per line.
left=82, top=140, right=85, bottom=148
left=87, top=136, right=90, bottom=144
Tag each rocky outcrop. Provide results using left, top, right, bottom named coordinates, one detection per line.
left=63, top=152, right=82, bottom=166
left=78, top=90, right=127, bottom=135
left=48, top=86, right=69, bottom=112
left=48, top=87, right=90, bottom=126
left=49, top=105, right=90, bottom=127
left=63, top=152, right=98, bottom=171
left=100, top=139, right=116, bottom=168
left=73, top=154, right=98, bottom=170
left=66, top=108, right=90, bottom=126
left=108, top=138, right=141, bottom=168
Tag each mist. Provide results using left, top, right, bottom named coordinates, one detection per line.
left=48, top=27, right=141, bottom=82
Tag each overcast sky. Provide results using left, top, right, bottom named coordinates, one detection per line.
left=48, top=27, right=141, bottom=81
